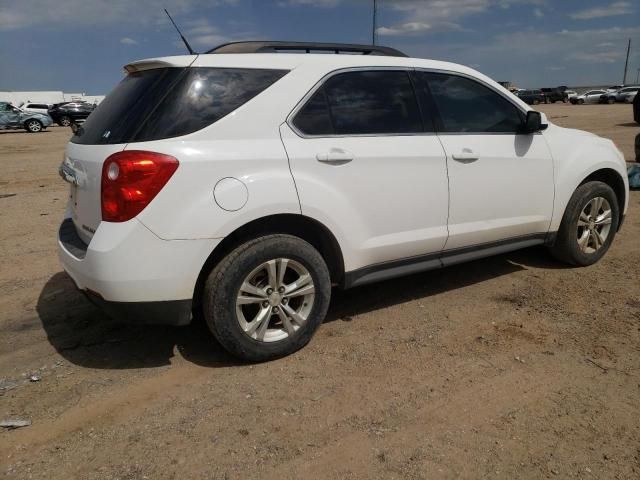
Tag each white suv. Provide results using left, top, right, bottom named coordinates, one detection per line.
left=58, top=41, right=629, bottom=361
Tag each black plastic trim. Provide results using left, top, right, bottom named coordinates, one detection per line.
left=344, top=233, right=549, bottom=289
left=84, top=292, right=193, bottom=326
left=59, top=218, right=88, bottom=259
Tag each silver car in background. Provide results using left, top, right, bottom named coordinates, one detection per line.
left=615, top=86, right=639, bottom=103
left=570, top=90, right=607, bottom=105
left=0, top=102, right=53, bottom=132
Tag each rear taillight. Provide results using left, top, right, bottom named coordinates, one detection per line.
left=101, top=150, right=178, bottom=222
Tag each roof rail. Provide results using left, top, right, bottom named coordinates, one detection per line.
left=205, top=41, right=408, bottom=57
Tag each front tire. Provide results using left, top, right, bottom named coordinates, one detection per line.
left=59, top=116, right=72, bottom=127
left=549, top=181, right=619, bottom=266
left=578, top=99, right=585, bottom=105
left=203, top=235, right=331, bottom=362
left=25, top=119, right=42, bottom=133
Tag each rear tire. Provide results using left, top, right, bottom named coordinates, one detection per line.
left=59, top=116, right=72, bottom=127
left=549, top=181, right=619, bottom=266
left=203, top=234, right=331, bottom=362
left=25, top=119, right=42, bottom=133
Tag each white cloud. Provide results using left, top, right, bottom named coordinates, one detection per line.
left=179, top=18, right=259, bottom=50
left=120, top=37, right=138, bottom=45
left=497, top=26, right=636, bottom=66
left=569, top=1, right=633, bottom=20
left=377, top=22, right=432, bottom=36
left=402, top=24, right=640, bottom=87
left=376, top=0, right=547, bottom=36
left=0, top=0, right=239, bottom=31
left=569, top=51, right=622, bottom=64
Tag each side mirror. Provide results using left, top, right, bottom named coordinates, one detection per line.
left=521, top=111, right=547, bottom=134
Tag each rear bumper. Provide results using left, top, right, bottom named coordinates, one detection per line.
left=58, top=217, right=220, bottom=325
left=83, top=290, right=193, bottom=326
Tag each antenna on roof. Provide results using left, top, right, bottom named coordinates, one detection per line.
left=164, top=9, right=196, bottom=55
left=372, top=0, right=377, bottom=45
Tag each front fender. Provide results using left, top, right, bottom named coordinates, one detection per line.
left=546, top=126, right=629, bottom=232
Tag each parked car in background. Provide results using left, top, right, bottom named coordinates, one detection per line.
left=516, top=89, right=546, bottom=105
left=22, top=103, right=52, bottom=114
left=57, top=41, right=629, bottom=361
left=613, top=86, right=639, bottom=103
left=541, top=88, right=567, bottom=103
left=600, top=92, right=617, bottom=104
left=48, top=102, right=95, bottom=126
left=570, top=90, right=607, bottom=105
left=0, top=102, right=52, bottom=132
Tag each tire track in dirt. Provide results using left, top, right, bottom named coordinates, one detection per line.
left=0, top=361, right=212, bottom=459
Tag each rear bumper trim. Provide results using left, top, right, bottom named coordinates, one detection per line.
left=83, top=289, right=193, bottom=326
left=59, top=217, right=88, bottom=259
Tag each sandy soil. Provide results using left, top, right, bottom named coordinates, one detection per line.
left=0, top=103, right=639, bottom=480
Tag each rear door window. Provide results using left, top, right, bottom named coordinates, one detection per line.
left=293, top=70, right=423, bottom=136
left=72, top=67, right=288, bottom=145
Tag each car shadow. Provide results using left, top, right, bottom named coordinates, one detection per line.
left=37, top=246, right=569, bottom=369
left=616, top=122, right=640, bottom=127
left=36, top=272, right=242, bottom=370
left=324, top=245, right=568, bottom=322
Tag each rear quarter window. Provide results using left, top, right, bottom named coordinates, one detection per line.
left=72, top=67, right=288, bottom=145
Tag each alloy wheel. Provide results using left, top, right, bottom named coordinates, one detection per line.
left=577, top=197, right=612, bottom=254
left=236, top=258, right=315, bottom=342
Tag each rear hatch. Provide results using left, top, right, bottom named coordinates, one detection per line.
left=63, top=142, right=125, bottom=244
left=62, top=55, right=289, bottom=244
left=61, top=56, right=288, bottom=244
left=62, top=58, right=196, bottom=244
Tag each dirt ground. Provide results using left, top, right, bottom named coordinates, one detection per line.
left=0, top=103, right=638, bottom=480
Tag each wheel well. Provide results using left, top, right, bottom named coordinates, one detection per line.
left=580, top=168, right=626, bottom=224
left=192, top=214, right=344, bottom=312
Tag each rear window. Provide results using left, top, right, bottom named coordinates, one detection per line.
left=72, top=67, right=288, bottom=145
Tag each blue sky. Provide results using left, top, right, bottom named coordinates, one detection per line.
left=1, top=0, right=639, bottom=94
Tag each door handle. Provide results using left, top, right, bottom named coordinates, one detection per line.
left=316, top=149, right=354, bottom=164
left=451, top=149, right=479, bottom=162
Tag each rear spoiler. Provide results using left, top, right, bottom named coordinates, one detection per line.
left=123, top=55, right=198, bottom=74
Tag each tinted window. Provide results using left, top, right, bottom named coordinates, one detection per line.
left=293, top=88, right=333, bottom=135
left=28, top=104, right=48, bottom=109
left=313, top=71, right=422, bottom=135
left=72, top=67, right=288, bottom=145
left=421, top=73, right=523, bottom=133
